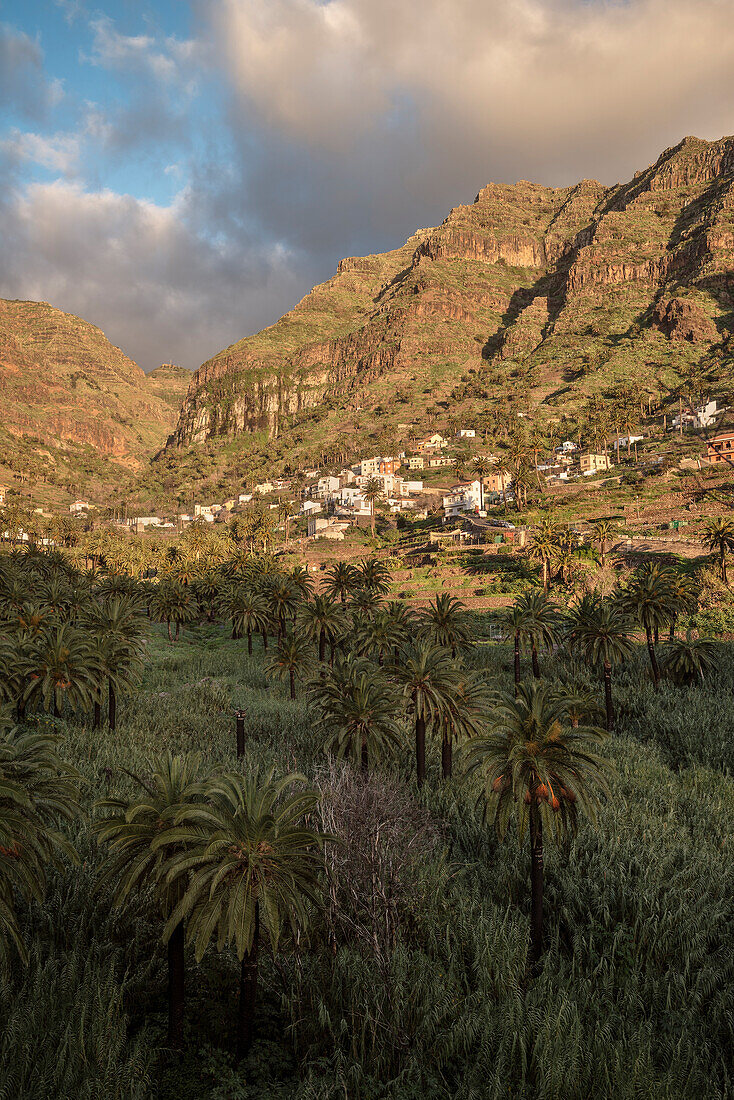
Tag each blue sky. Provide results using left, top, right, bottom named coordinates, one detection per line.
left=1, top=0, right=732, bottom=371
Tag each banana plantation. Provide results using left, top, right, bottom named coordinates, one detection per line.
left=1, top=533, right=733, bottom=1099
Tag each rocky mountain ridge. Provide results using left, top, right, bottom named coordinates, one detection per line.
left=169, top=135, right=734, bottom=457
left=0, top=300, right=190, bottom=469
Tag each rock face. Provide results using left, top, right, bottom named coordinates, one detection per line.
left=652, top=298, right=720, bottom=343
left=0, top=301, right=189, bottom=467
left=170, top=135, right=734, bottom=451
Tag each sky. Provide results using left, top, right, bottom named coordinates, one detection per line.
left=1, top=0, right=733, bottom=372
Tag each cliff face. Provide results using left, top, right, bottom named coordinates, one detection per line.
left=170, top=135, right=734, bottom=452
left=0, top=301, right=189, bottom=467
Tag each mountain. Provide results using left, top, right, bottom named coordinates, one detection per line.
left=169, top=135, right=734, bottom=464
left=0, top=301, right=190, bottom=468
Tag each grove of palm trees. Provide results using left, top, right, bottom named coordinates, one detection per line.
left=1, top=532, right=734, bottom=1099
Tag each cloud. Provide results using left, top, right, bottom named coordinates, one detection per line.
left=3, top=0, right=734, bottom=379
left=0, top=24, right=63, bottom=120
left=0, top=179, right=307, bottom=372
left=86, top=15, right=199, bottom=88
left=2, top=129, right=80, bottom=174
left=209, top=0, right=734, bottom=184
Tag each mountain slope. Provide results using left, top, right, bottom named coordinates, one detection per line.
left=169, top=135, right=734, bottom=462
left=0, top=301, right=190, bottom=467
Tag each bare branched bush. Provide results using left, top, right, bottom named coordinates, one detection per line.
left=314, top=761, right=440, bottom=967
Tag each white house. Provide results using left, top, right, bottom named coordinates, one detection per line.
left=402, top=480, right=423, bottom=494
left=417, top=433, right=448, bottom=452
left=308, top=516, right=350, bottom=540
left=254, top=481, right=274, bottom=495
left=359, top=456, right=382, bottom=477
left=317, top=475, right=340, bottom=497
left=237, top=492, right=253, bottom=505
left=301, top=500, right=322, bottom=516
left=555, top=440, right=578, bottom=454
left=672, top=399, right=724, bottom=430
left=455, top=428, right=476, bottom=438
left=614, top=434, right=644, bottom=450
left=69, top=499, right=90, bottom=515
left=442, top=480, right=484, bottom=520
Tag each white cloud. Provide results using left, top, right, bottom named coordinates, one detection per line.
left=86, top=15, right=199, bottom=89
left=0, top=179, right=306, bottom=372
left=2, top=129, right=80, bottom=174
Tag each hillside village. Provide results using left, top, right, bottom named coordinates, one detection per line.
left=3, top=400, right=733, bottom=558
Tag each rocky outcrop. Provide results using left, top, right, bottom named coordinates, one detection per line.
left=412, top=229, right=546, bottom=268
left=652, top=298, right=720, bottom=343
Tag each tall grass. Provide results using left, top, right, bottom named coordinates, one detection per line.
left=4, top=622, right=734, bottom=1098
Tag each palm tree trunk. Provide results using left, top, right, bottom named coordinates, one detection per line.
left=441, top=732, right=452, bottom=779
left=721, top=549, right=727, bottom=585
left=669, top=616, right=676, bottom=641
left=528, top=802, right=544, bottom=967
left=318, top=629, right=326, bottom=663
left=167, top=620, right=173, bottom=642
left=603, top=661, right=613, bottom=731
left=108, top=679, right=117, bottom=731
left=167, top=920, right=185, bottom=1049
left=53, top=692, right=61, bottom=720
left=531, top=644, right=540, bottom=679
left=93, top=700, right=101, bottom=730
left=289, top=669, right=296, bottom=700
left=261, top=629, right=268, bottom=652
left=514, top=632, right=521, bottom=694
left=247, top=629, right=253, bottom=656
left=645, top=627, right=660, bottom=690
left=236, top=907, right=259, bottom=1061
left=361, top=738, right=369, bottom=775
left=415, top=713, right=426, bottom=787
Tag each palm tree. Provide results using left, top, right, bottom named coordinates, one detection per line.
left=564, top=594, right=635, bottom=731
left=264, top=576, right=300, bottom=640
left=299, top=594, right=342, bottom=662
left=665, top=571, right=700, bottom=640
left=323, top=561, right=360, bottom=605
left=362, top=478, right=382, bottom=537
left=223, top=585, right=268, bottom=653
left=494, top=604, right=530, bottom=692
left=463, top=681, right=609, bottom=967
left=471, top=456, right=490, bottom=511
left=83, top=597, right=146, bottom=730
left=356, top=557, right=391, bottom=595
left=393, top=644, right=460, bottom=787
left=20, top=623, right=98, bottom=720
left=513, top=590, right=560, bottom=679
left=416, top=593, right=471, bottom=657
left=149, top=580, right=197, bottom=642
left=162, top=770, right=329, bottom=1059
left=661, top=634, right=719, bottom=684
left=264, top=631, right=313, bottom=699
left=436, top=668, right=487, bottom=778
left=527, top=521, right=560, bottom=592
left=310, top=656, right=402, bottom=773
left=616, top=564, right=678, bottom=689
left=0, top=727, right=81, bottom=966
left=704, top=518, right=734, bottom=585
left=94, top=754, right=206, bottom=1048
left=589, top=518, right=616, bottom=568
